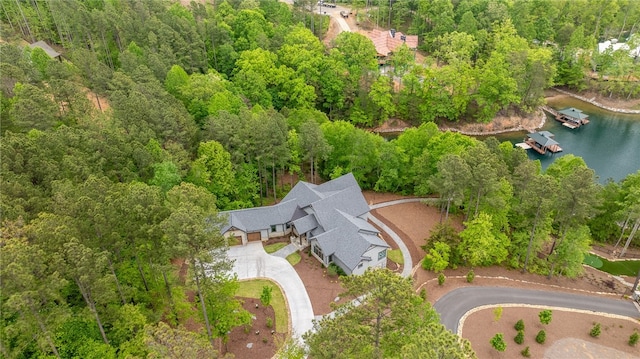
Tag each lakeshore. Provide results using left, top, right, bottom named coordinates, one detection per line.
left=439, top=88, right=640, bottom=136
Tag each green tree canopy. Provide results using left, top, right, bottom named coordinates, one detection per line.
left=303, top=268, right=475, bottom=359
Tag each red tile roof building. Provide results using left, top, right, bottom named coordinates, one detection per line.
left=367, top=29, right=418, bottom=58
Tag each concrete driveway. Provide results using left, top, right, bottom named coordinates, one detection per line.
left=434, top=286, right=640, bottom=333
left=227, top=242, right=315, bottom=339
left=369, top=198, right=435, bottom=278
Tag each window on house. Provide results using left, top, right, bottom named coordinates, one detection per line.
left=285, top=223, right=291, bottom=229
left=313, top=244, right=324, bottom=261
left=378, top=250, right=386, bottom=260
left=271, top=225, right=277, bottom=232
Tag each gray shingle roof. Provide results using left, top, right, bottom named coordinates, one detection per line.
left=220, top=199, right=298, bottom=233
left=314, top=213, right=388, bottom=271
left=281, top=181, right=322, bottom=208
left=220, top=173, right=387, bottom=272
left=29, top=41, right=61, bottom=59
left=292, top=214, right=319, bottom=234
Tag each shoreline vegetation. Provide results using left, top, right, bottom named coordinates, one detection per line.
left=374, top=87, right=640, bottom=137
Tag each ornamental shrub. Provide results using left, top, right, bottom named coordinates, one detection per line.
left=260, top=285, right=273, bottom=306
left=490, top=333, right=506, bottom=352
left=535, top=330, right=546, bottom=344
left=514, top=319, right=525, bottom=331
left=466, top=269, right=475, bottom=283
left=514, top=330, right=524, bottom=345
left=521, top=346, right=531, bottom=357
left=629, top=331, right=639, bottom=346
left=438, top=273, right=446, bottom=286
left=590, top=323, right=601, bottom=337
left=422, top=256, right=433, bottom=270
left=493, top=306, right=503, bottom=321
left=538, top=310, right=552, bottom=325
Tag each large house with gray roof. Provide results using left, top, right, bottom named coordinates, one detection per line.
left=220, top=173, right=389, bottom=275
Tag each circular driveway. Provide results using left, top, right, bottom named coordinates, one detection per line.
left=227, top=242, right=315, bottom=339
left=434, top=286, right=639, bottom=333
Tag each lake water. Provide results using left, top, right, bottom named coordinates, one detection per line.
left=490, top=97, right=640, bottom=183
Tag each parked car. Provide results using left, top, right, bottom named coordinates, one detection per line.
left=317, top=1, right=336, bottom=8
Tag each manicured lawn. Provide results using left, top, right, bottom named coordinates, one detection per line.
left=236, top=279, right=287, bottom=334
left=583, top=253, right=640, bottom=276
left=387, top=249, right=404, bottom=265
left=583, top=253, right=603, bottom=268
left=286, top=252, right=301, bottom=266
left=264, top=242, right=288, bottom=254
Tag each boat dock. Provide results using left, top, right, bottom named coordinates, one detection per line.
left=542, top=106, right=589, bottom=129
left=517, top=131, right=562, bottom=155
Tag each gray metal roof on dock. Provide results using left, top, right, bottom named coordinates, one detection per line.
left=558, top=108, right=588, bottom=120
left=528, top=132, right=559, bottom=147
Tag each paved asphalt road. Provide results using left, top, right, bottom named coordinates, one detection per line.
left=280, top=0, right=351, bottom=33
left=434, top=286, right=640, bottom=333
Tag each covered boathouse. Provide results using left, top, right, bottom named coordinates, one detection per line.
left=524, top=131, right=562, bottom=154
left=557, top=108, right=590, bottom=128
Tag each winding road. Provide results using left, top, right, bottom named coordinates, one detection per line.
left=434, top=286, right=640, bottom=333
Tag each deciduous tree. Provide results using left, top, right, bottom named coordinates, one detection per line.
left=303, top=268, right=474, bottom=359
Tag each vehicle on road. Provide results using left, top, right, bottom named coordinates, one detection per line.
left=318, top=1, right=336, bottom=8
left=340, top=10, right=348, bottom=18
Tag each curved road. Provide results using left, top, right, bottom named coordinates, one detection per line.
left=434, top=286, right=639, bottom=333
left=226, top=242, right=315, bottom=339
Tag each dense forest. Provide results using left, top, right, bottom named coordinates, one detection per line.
left=1, top=0, right=639, bottom=357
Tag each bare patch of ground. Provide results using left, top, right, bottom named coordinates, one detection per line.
left=323, top=17, right=342, bottom=47
left=85, top=89, right=110, bottom=112
left=439, top=109, right=545, bottom=135
left=371, top=118, right=412, bottom=134
left=462, top=306, right=640, bottom=359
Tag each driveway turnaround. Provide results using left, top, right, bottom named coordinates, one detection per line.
left=369, top=198, right=435, bottom=278
left=434, top=286, right=640, bottom=333
left=227, top=242, right=315, bottom=339
left=369, top=197, right=436, bottom=210
left=368, top=213, right=412, bottom=277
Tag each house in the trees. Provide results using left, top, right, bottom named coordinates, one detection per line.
left=220, top=173, right=389, bottom=275
left=29, top=41, right=62, bottom=61
left=366, top=29, right=418, bottom=64
left=598, top=38, right=640, bottom=59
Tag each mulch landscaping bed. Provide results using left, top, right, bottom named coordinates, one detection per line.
left=225, top=297, right=283, bottom=358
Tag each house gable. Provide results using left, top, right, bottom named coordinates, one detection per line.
left=219, top=173, right=388, bottom=274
